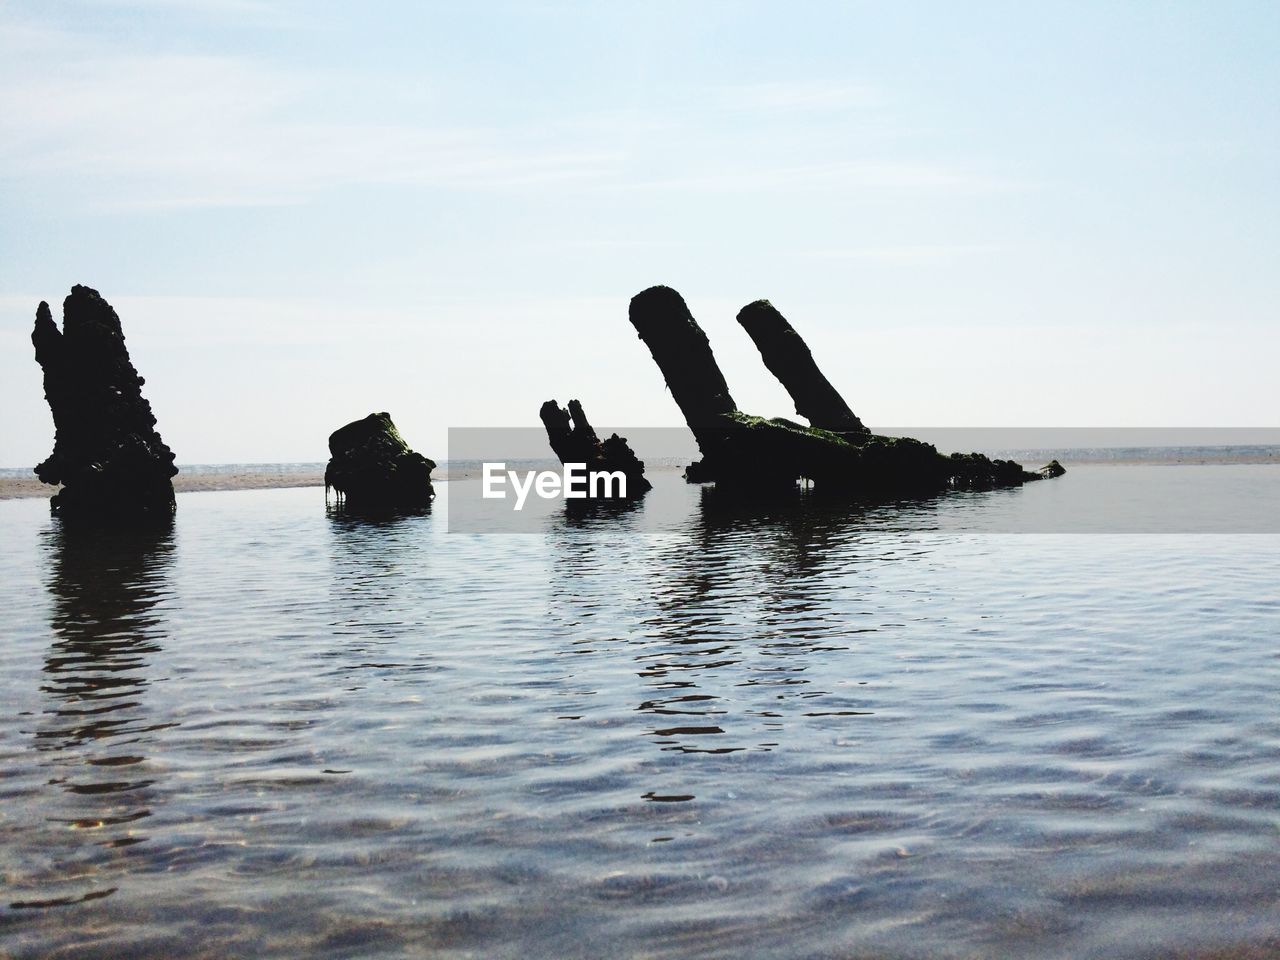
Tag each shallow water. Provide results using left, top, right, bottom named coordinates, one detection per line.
left=2, top=470, right=1279, bottom=959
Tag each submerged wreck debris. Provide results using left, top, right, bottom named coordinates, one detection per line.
left=325, top=412, right=435, bottom=512
left=628, top=285, right=1064, bottom=495
left=736, top=299, right=870, bottom=439
left=539, top=399, right=652, bottom=496
left=31, top=285, right=178, bottom=523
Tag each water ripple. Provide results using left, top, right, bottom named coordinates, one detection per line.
left=0, top=479, right=1278, bottom=958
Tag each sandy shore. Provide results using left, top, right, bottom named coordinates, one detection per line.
left=0, top=464, right=489, bottom=500
left=4, top=454, right=1274, bottom=501
left=0, top=469, right=327, bottom=500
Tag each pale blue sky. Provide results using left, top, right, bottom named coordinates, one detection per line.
left=2, top=1, right=1276, bottom=463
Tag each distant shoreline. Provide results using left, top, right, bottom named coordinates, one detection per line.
left=2, top=451, right=1277, bottom=501
left=0, top=467, right=327, bottom=500
left=0, top=463, right=488, bottom=500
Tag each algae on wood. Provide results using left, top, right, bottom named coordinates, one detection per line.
left=629, top=285, right=1063, bottom=495
left=736, top=299, right=869, bottom=439
left=325, top=413, right=434, bottom=512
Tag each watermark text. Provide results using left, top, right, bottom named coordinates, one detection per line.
left=482, top=462, right=627, bottom=510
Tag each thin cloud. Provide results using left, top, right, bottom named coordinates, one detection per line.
left=715, top=80, right=883, bottom=112
left=0, top=14, right=1014, bottom=210
left=73, top=0, right=294, bottom=21
left=0, top=28, right=621, bottom=209
left=800, top=243, right=1005, bottom=263
left=610, top=160, right=1017, bottom=195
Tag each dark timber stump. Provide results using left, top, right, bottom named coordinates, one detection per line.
left=31, top=285, right=178, bottom=524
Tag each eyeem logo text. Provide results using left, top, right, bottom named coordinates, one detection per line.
left=482, top=463, right=627, bottom=510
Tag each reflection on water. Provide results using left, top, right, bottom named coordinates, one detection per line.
left=560, top=494, right=644, bottom=529
left=13, top=523, right=174, bottom=910
left=548, top=490, right=938, bottom=764
left=2, top=479, right=1280, bottom=959
left=323, top=507, right=438, bottom=688
left=325, top=500, right=432, bottom=526
left=40, top=524, right=174, bottom=753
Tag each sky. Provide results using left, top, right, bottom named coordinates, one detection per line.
left=1, top=0, right=1277, bottom=465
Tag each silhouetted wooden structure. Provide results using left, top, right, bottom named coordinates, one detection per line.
left=325, top=412, right=434, bottom=512
left=31, top=285, right=178, bottom=523
left=539, top=399, right=651, bottom=496
left=629, top=285, right=1063, bottom=494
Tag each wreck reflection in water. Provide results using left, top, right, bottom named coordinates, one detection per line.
left=17, top=524, right=175, bottom=909
left=547, top=487, right=941, bottom=766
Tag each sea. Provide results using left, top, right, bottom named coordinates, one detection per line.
left=1, top=453, right=1278, bottom=959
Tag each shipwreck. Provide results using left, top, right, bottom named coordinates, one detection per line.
left=628, top=285, right=1063, bottom=494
